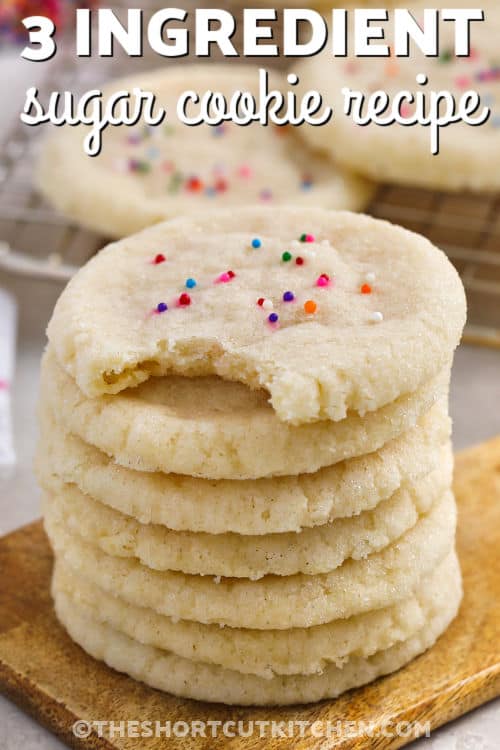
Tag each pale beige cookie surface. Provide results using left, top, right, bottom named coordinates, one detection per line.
left=37, top=403, right=450, bottom=532
left=40, top=348, right=450, bottom=479
left=36, top=66, right=372, bottom=239
left=53, top=577, right=460, bottom=705
left=44, top=490, right=456, bottom=629
left=295, top=1, right=500, bottom=191
left=52, top=552, right=460, bottom=679
left=46, top=208, right=465, bottom=424
left=42, top=459, right=451, bottom=578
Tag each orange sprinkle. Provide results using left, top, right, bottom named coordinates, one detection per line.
left=361, top=283, right=372, bottom=294
left=304, top=300, right=317, bottom=314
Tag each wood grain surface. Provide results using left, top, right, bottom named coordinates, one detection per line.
left=0, top=437, right=499, bottom=750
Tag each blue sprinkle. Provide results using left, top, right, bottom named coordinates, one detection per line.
left=268, top=313, right=279, bottom=323
left=251, top=238, right=262, bottom=249
left=283, top=291, right=295, bottom=302
left=205, top=186, right=217, bottom=197
left=185, top=278, right=197, bottom=289
left=157, top=302, right=168, bottom=313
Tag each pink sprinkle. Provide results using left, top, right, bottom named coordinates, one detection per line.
left=316, top=274, right=331, bottom=288
left=0, top=379, right=9, bottom=390
left=305, top=234, right=315, bottom=243
left=468, top=47, right=479, bottom=62
left=238, top=164, right=253, bottom=179
left=400, top=103, right=412, bottom=118
left=161, top=160, right=175, bottom=173
left=217, top=271, right=236, bottom=283
left=455, top=75, right=472, bottom=89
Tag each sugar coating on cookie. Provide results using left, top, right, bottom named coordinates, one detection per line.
left=296, top=0, right=500, bottom=191
left=36, top=65, right=372, bottom=238
left=47, top=207, right=465, bottom=424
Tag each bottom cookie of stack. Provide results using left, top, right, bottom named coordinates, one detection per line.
left=52, top=551, right=461, bottom=706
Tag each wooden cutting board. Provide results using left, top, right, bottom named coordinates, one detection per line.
left=0, top=437, right=499, bottom=750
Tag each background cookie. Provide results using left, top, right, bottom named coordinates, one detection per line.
left=36, top=65, right=373, bottom=238
left=295, top=1, right=499, bottom=191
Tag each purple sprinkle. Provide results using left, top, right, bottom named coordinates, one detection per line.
left=283, top=291, right=295, bottom=302
left=268, top=312, right=279, bottom=323
left=157, top=302, right=168, bottom=313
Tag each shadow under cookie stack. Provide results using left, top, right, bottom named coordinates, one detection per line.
left=37, top=207, right=466, bottom=705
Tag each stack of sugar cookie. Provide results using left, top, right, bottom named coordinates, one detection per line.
left=37, top=207, right=466, bottom=705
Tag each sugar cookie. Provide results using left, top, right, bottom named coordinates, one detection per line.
left=41, top=348, right=450, bottom=479
left=295, top=1, right=500, bottom=191
left=44, top=490, right=456, bottom=629
left=42, top=460, right=451, bottom=578
left=46, top=208, right=465, bottom=424
left=36, top=66, right=372, bottom=238
left=53, top=573, right=460, bottom=705
left=52, top=552, right=460, bottom=679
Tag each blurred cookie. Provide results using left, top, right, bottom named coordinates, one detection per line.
left=36, top=65, right=372, bottom=238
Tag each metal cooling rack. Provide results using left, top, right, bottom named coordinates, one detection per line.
left=0, top=51, right=499, bottom=347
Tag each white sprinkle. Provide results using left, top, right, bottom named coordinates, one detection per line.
left=365, top=271, right=376, bottom=283
left=213, top=575, right=221, bottom=584
left=320, top=239, right=330, bottom=248
left=370, top=311, right=384, bottom=323
left=291, top=240, right=301, bottom=250
left=262, top=299, right=274, bottom=311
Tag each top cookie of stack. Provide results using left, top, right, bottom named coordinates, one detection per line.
left=39, top=207, right=466, bottom=705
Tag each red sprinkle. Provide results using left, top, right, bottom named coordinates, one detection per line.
left=153, top=253, right=166, bottom=265
left=178, top=293, right=191, bottom=306
left=361, top=283, right=372, bottom=294
left=295, top=257, right=304, bottom=266
left=215, top=178, right=228, bottom=192
left=257, top=297, right=265, bottom=306
left=186, top=176, right=203, bottom=192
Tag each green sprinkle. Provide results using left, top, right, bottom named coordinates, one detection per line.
left=282, top=251, right=292, bottom=262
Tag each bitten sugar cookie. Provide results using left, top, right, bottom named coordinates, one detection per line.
left=36, top=66, right=372, bottom=238
left=46, top=207, right=465, bottom=424
left=41, top=348, right=449, bottom=479
left=296, top=1, right=500, bottom=191
left=37, top=404, right=450, bottom=533
left=53, top=552, right=460, bottom=679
